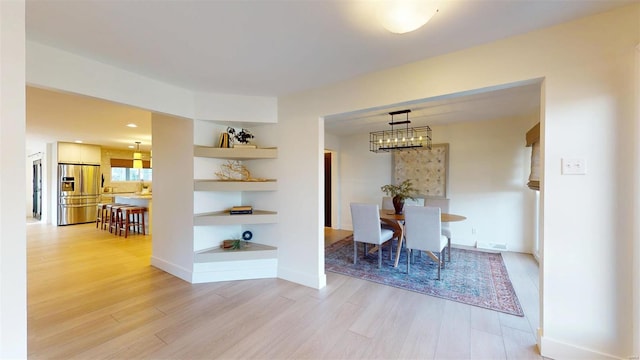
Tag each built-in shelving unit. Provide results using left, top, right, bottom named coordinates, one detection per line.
left=193, top=210, right=278, bottom=226
left=192, top=143, right=279, bottom=283
left=194, top=146, right=277, bottom=160
left=194, top=179, right=277, bottom=192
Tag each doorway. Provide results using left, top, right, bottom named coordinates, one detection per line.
left=32, top=159, right=42, bottom=220
left=324, top=152, right=331, bottom=227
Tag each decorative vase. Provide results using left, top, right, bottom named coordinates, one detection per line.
left=392, top=196, right=405, bottom=215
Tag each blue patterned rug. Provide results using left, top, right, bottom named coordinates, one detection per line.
left=325, top=236, right=524, bottom=317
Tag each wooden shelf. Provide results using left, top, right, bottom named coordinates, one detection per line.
left=194, top=242, right=277, bottom=263
left=194, top=179, right=277, bottom=192
left=194, top=146, right=277, bottom=160
left=193, top=210, right=278, bottom=226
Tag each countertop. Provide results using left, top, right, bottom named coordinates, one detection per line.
left=103, top=193, right=152, bottom=200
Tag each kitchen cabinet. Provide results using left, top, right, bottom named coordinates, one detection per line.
left=58, top=142, right=101, bottom=165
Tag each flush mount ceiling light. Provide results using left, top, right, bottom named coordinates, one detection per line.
left=369, top=109, right=432, bottom=153
left=133, top=141, right=143, bottom=169
left=379, top=0, right=440, bottom=34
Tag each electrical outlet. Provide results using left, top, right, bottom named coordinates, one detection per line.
left=561, top=158, right=586, bottom=175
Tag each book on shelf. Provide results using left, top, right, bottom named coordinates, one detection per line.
left=229, top=205, right=253, bottom=215
left=232, top=206, right=252, bottom=211
left=232, top=144, right=257, bottom=149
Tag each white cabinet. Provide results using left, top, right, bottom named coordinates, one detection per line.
left=57, top=142, right=101, bottom=165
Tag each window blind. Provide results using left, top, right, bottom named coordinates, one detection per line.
left=110, top=158, right=151, bottom=169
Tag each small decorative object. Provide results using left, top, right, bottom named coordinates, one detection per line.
left=222, top=238, right=247, bottom=250
left=215, top=160, right=268, bottom=182
left=227, top=127, right=254, bottom=147
left=381, top=179, right=418, bottom=214
left=218, top=132, right=230, bottom=148
left=242, top=230, right=253, bottom=241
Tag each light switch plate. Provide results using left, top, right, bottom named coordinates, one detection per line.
left=561, top=158, right=586, bottom=175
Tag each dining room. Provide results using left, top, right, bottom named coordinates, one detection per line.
left=324, top=82, right=541, bottom=256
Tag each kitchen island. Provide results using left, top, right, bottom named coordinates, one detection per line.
left=113, top=194, right=152, bottom=235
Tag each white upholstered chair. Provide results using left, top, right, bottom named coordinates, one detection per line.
left=350, top=203, right=396, bottom=269
left=424, top=197, right=451, bottom=262
left=404, top=205, right=449, bottom=280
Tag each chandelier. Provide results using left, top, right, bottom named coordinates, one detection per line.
left=369, top=109, right=432, bottom=153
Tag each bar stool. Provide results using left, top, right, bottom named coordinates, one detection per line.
left=119, top=207, right=147, bottom=238
left=108, top=204, right=129, bottom=235
left=96, top=203, right=107, bottom=229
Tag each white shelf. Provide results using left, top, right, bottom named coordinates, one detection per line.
left=194, top=242, right=277, bottom=263
left=194, top=179, right=277, bottom=192
left=193, top=210, right=278, bottom=226
left=194, top=146, right=277, bottom=159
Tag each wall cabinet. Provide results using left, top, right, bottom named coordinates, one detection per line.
left=58, top=142, right=101, bottom=165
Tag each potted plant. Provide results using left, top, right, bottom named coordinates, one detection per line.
left=381, top=179, right=418, bottom=214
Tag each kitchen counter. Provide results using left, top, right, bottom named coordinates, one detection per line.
left=114, top=194, right=153, bottom=235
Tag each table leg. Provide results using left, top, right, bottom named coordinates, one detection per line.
left=393, top=224, right=404, bottom=268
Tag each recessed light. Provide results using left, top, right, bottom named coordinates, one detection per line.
left=128, top=145, right=135, bottom=149
left=126, top=123, right=138, bottom=128
left=74, top=140, right=83, bottom=143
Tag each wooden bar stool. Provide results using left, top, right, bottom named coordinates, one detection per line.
left=96, top=203, right=107, bottom=229
left=119, top=206, right=147, bottom=238
left=108, top=204, right=129, bottom=235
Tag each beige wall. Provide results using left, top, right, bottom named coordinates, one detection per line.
left=276, top=5, right=638, bottom=358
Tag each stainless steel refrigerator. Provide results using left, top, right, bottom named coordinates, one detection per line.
left=58, top=164, right=101, bottom=225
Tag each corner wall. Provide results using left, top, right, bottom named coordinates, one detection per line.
left=0, top=0, right=27, bottom=357
left=280, top=4, right=639, bottom=358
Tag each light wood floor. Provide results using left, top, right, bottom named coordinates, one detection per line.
left=28, top=223, right=542, bottom=359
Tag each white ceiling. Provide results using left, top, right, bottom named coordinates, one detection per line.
left=24, top=0, right=631, bottom=148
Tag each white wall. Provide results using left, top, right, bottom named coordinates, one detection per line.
left=6, top=3, right=638, bottom=358
left=279, top=5, right=638, bottom=358
left=335, top=114, right=538, bottom=253
left=0, top=1, right=27, bottom=357
left=150, top=113, right=194, bottom=282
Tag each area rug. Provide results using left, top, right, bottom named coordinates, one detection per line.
left=325, top=236, right=524, bottom=317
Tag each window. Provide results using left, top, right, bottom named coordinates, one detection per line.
left=110, top=158, right=152, bottom=181
left=111, top=167, right=152, bottom=181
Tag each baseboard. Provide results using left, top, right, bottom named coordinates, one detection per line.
left=278, top=266, right=327, bottom=289
left=541, top=335, right=622, bottom=359
left=150, top=256, right=193, bottom=283
left=192, top=258, right=277, bottom=283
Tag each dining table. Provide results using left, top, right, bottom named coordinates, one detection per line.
left=379, top=209, right=467, bottom=268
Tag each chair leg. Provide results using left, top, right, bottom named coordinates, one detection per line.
left=447, top=237, right=451, bottom=262
left=378, top=246, right=382, bottom=269
left=437, top=257, right=441, bottom=280
left=354, top=240, right=358, bottom=265
left=406, top=249, right=411, bottom=274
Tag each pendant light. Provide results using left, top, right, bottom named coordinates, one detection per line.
left=369, top=109, right=432, bottom=153
left=133, top=142, right=143, bottom=169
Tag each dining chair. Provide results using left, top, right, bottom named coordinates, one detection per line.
left=424, top=197, right=451, bottom=262
left=350, top=203, right=396, bottom=269
left=404, top=205, right=449, bottom=280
